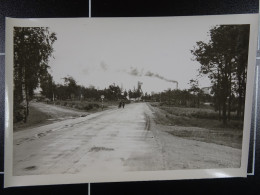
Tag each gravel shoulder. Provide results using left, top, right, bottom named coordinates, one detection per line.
left=147, top=103, right=243, bottom=149
left=146, top=103, right=242, bottom=169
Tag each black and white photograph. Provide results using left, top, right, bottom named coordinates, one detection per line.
left=4, top=14, right=258, bottom=187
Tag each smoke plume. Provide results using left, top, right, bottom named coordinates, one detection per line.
left=129, top=67, right=143, bottom=76
left=145, top=71, right=178, bottom=84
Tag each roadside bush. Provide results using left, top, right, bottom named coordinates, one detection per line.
left=125, top=100, right=131, bottom=104
left=74, top=104, right=83, bottom=110
left=190, top=111, right=219, bottom=120
left=13, top=102, right=26, bottom=123
left=84, top=104, right=93, bottom=110
left=92, top=103, right=100, bottom=108
left=83, top=103, right=100, bottom=110
left=150, top=103, right=158, bottom=107
left=66, top=103, right=72, bottom=107
left=52, top=100, right=104, bottom=111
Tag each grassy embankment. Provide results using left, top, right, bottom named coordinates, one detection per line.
left=14, top=105, right=50, bottom=131
left=50, top=100, right=115, bottom=111
left=14, top=100, right=119, bottom=131
left=149, top=102, right=243, bottom=149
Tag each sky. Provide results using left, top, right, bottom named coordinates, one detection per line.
left=47, top=17, right=213, bottom=94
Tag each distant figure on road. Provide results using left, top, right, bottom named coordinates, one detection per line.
left=118, top=100, right=125, bottom=109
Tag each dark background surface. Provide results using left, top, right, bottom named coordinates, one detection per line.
left=0, top=0, right=259, bottom=194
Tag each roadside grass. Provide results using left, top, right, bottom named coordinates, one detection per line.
left=166, top=126, right=242, bottom=149
left=149, top=102, right=243, bottom=149
left=50, top=100, right=119, bottom=112
left=150, top=102, right=243, bottom=129
left=14, top=106, right=50, bottom=131
left=14, top=100, right=119, bottom=131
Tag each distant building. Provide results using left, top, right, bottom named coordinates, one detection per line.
left=129, top=97, right=142, bottom=101
left=34, top=92, right=44, bottom=100
left=201, top=87, right=212, bottom=95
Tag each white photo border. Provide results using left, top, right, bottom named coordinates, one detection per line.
left=4, top=14, right=259, bottom=187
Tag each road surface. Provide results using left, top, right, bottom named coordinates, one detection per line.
left=13, top=103, right=241, bottom=176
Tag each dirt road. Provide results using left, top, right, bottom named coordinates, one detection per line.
left=13, top=103, right=241, bottom=176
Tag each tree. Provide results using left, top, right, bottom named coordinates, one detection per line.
left=128, top=89, right=133, bottom=99
left=40, top=72, right=56, bottom=100
left=56, top=84, right=67, bottom=100
left=188, top=79, right=202, bottom=108
left=191, top=25, right=250, bottom=125
left=63, top=76, right=79, bottom=100
left=123, top=90, right=128, bottom=98
left=108, top=84, right=121, bottom=100
left=14, top=27, right=57, bottom=122
left=233, top=26, right=250, bottom=118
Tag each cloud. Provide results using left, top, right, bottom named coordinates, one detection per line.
left=82, top=68, right=89, bottom=74
left=100, top=61, right=108, bottom=71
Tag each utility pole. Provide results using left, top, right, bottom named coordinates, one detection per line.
left=101, top=95, right=104, bottom=110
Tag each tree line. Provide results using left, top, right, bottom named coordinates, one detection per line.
left=42, top=74, right=212, bottom=109
left=41, top=74, right=143, bottom=102
left=191, top=25, right=250, bottom=125
left=145, top=81, right=212, bottom=108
